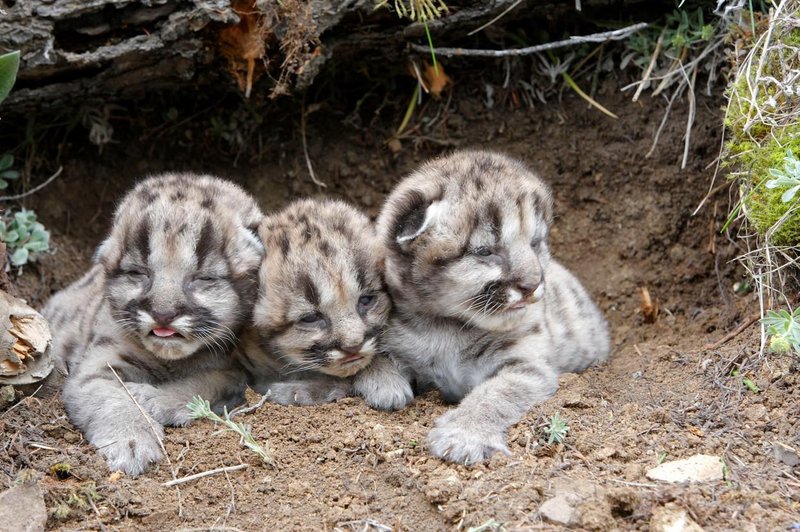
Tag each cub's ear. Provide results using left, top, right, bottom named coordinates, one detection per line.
left=228, top=224, right=265, bottom=276
left=392, top=191, right=448, bottom=249
left=93, top=236, right=121, bottom=269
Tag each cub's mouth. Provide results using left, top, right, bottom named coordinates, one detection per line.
left=150, top=327, right=185, bottom=340
left=339, top=353, right=365, bottom=365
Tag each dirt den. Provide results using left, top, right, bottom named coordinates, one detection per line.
left=2, top=74, right=799, bottom=531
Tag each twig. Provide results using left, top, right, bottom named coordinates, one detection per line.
left=228, top=392, right=270, bottom=419
left=467, top=0, right=524, bottom=36
left=608, top=479, right=659, bottom=488
left=632, top=30, right=665, bottom=103
left=703, top=313, right=761, bottom=350
left=162, top=464, right=248, bottom=487
left=106, top=363, right=183, bottom=517
left=681, top=65, right=698, bottom=169
left=300, top=98, right=326, bottom=188
left=0, top=384, right=42, bottom=418
left=0, top=166, right=63, bottom=202
left=409, top=22, right=648, bottom=57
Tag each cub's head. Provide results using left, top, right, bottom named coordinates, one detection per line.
left=378, top=150, right=553, bottom=332
left=96, top=173, right=264, bottom=360
left=253, top=200, right=390, bottom=378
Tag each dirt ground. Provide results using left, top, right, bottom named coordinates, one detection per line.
left=2, top=70, right=800, bottom=531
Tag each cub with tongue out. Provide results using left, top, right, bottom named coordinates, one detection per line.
left=372, top=150, right=611, bottom=465
left=43, top=173, right=264, bottom=475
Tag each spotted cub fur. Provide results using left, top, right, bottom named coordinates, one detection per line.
left=238, top=199, right=412, bottom=410
left=371, top=150, right=610, bottom=464
left=43, top=173, right=264, bottom=475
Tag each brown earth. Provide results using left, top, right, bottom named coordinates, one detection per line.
left=2, top=73, right=800, bottom=531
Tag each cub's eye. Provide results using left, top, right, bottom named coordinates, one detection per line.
left=474, top=247, right=493, bottom=257
left=196, top=275, right=220, bottom=282
left=299, top=312, right=324, bottom=324
left=358, top=294, right=376, bottom=308
left=530, top=238, right=543, bottom=249
left=122, top=267, right=148, bottom=278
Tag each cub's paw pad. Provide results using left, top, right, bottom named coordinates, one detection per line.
left=427, top=420, right=510, bottom=465
left=362, top=380, right=413, bottom=411
left=99, top=431, right=164, bottom=476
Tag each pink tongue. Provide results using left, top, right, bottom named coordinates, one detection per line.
left=152, top=327, right=177, bottom=338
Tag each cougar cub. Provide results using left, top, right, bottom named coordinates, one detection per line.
left=374, top=150, right=610, bottom=464
left=43, top=174, right=264, bottom=475
left=238, top=199, right=412, bottom=410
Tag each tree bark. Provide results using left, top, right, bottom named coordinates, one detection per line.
left=0, top=0, right=537, bottom=106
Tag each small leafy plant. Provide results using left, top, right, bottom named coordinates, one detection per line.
left=187, top=396, right=273, bottom=465
left=543, top=411, right=569, bottom=444
left=762, top=307, right=800, bottom=354
left=765, top=149, right=800, bottom=203
left=0, top=210, right=51, bottom=268
left=0, top=50, right=20, bottom=105
left=375, top=0, right=448, bottom=71
left=0, top=154, right=19, bottom=190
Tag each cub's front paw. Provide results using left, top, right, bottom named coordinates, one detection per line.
left=266, top=380, right=348, bottom=406
left=95, top=427, right=165, bottom=476
left=125, top=382, right=193, bottom=427
left=427, top=414, right=510, bottom=465
left=353, top=370, right=413, bottom=411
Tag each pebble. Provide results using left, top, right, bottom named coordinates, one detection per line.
left=0, top=481, right=47, bottom=532
left=650, top=503, right=704, bottom=531
left=773, top=442, right=800, bottom=467
left=646, top=454, right=724, bottom=483
left=539, top=492, right=581, bottom=526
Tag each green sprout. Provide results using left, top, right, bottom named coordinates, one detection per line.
left=762, top=307, right=800, bottom=354
left=765, top=149, right=800, bottom=203
left=0, top=209, right=51, bottom=268
left=0, top=154, right=19, bottom=190
left=375, top=0, right=448, bottom=72
left=543, top=412, right=569, bottom=445
left=0, top=50, right=20, bottom=105
left=187, top=396, right=273, bottom=465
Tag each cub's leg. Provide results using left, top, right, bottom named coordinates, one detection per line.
left=427, top=356, right=558, bottom=465
left=353, top=355, right=414, bottom=411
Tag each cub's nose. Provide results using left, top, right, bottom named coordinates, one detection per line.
left=516, top=283, right=538, bottom=298
left=151, top=309, right=179, bottom=325
left=340, top=341, right=365, bottom=356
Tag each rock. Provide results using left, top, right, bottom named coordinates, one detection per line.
left=0, top=481, right=47, bottom=532
left=650, top=503, right=704, bottom=532
left=772, top=442, right=800, bottom=467
left=591, top=446, right=618, bottom=460
left=540, top=492, right=581, bottom=526
left=646, top=454, right=724, bottom=483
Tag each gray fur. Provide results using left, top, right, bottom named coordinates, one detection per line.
left=370, top=150, right=610, bottom=464
left=43, top=174, right=263, bottom=475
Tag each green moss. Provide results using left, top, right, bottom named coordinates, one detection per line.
left=737, top=132, right=800, bottom=245
left=724, top=20, right=800, bottom=246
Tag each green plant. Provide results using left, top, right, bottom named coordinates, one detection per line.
left=375, top=0, right=448, bottom=71
left=0, top=210, right=51, bottom=268
left=187, top=396, right=273, bottom=465
left=543, top=412, right=569, bottom=444
left=766, top=149, right=800, bottom=203
left=467, top=519, right=507, bottom=532
left=0, top=50, right=20, bottom=105
left=762, top=307, right=800, bottom=354
left=0, top=154, right=19, bottom=190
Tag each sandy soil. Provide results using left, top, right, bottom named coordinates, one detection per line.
left=2, top=75, right=799, bottom=531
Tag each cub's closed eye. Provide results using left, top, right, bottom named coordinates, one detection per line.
left=530, top=238, right=543, bottom=248
left=122, top=268, right=148, bottom=277
left=358, top=294, right=376, bottom=307
left=299, top=312, right=324, bottom=324
left=196, top=275, right=220, bottom=282
left=474, top=247, right=493, bottom=257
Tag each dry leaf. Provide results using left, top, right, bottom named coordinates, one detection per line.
left=640, top=286, right=658, bottom=324
left=423, top=62, right=452, bottom=98
left=687, top=426, right=704, bottom=438
left=218, top=0, right=270, bottom=98
left=0, top=290, right=53, bottom=385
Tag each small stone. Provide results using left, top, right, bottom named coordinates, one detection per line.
left=772, top=442, right=800, bottom=467
left=539, top=493, right=581, bottom=526
left=650, top=503, right=704, bottom=532
left=646, top=454, right=724, bottom=483
left=743, top=404, right=768, bottom=422
left=0, top=482, right=47, bottom=532
left=63, top=431, right=80, bottom=444
left=591, top=447, right=617, bottom=460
